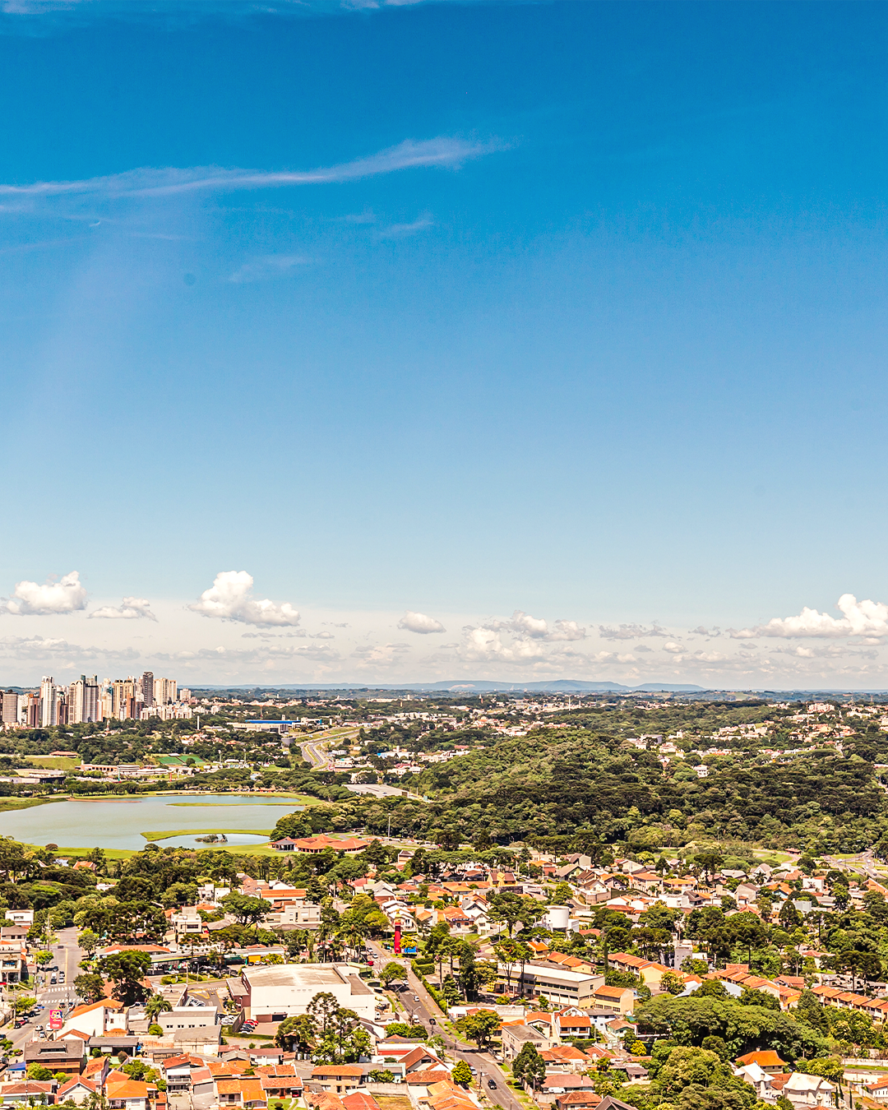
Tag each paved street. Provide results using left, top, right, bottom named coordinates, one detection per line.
left=368, top=941, right=524, bottom=1110
left=2, top=925, right=84, bottom=1051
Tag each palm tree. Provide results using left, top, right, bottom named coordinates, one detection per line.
left=145, top=993, right=173, bottom=1022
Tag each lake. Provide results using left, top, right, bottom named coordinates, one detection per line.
left=0, top=794, right=303, bottom=850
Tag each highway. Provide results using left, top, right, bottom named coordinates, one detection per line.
left=299, top=728, right=360, bottom=770
left=368, top=941, right=524, bottom=1110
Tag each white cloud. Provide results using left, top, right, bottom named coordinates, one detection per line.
left=353, top=642, right=411, bottom=668
left=663, top=642, right=683, bottom=654
left=398, top=611, right=445, bottom=634
left=484, top=610, right=586, bottom=642
left=229, top=255, right=310, bottom=284
left=189, top=571, right=301, bottom=627
left=732, top=593, right=888, bottom=639
left=548, top=620, right=586, bottom=642
left=460, top=627, right=548, bottom=664
left=3, top=571, right=87, bottom=616
left=0, top=138, right=500, bottom=199
left=599, top=623, right=667, bottom=640
left=90, top=596, right=157, bottom=621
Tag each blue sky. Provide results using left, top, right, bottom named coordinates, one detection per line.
left=3, top=0, right=888, bottom=688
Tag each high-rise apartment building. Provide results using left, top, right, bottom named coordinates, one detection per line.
left=68, top=676, right=101, bottom=724
left=40, top=677, right=56, bottom=728
left=100, top=681, right=114, bottom=722
left=1, top=692, right=19, bottom=726
left=154, top=677, right=178, bottom=705
left=25, top=693, right=40, bottom=728
left=141, top=671, right=154, bottom=708
left=111, top=677, right=139, bottom=720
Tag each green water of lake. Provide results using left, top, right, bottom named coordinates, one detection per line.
left=0, top=794, right=303, bottom=850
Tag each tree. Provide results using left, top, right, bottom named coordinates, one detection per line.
left=380, top=961, right=408, bottom=987
left=27, top=1064, right=53, bottom=1080
left=79, top=928, right=100, bottom=958
left=661, top=971, right=685, bottom=995
left=795, top=989, right=829, bottom=1035
left=725, top=911, right=768, bottom=966
left=635, top=994, right=828, bottom=1061
left=145, top=993, right=173, bottom=1021
left=494, top=939, right=522, bottom=993
left=512, top=1042, right=545, bottom=1090
left=739, top=987, right=779, bottom=1010
left=697, top=979, right=729, bottom=999
left=99, top=950, right=152, bottom=1005
left=796, top=1056, right=844, bottom=1084
left=488, top=893, right=524, bottom=937
left=308, top=991, right=340, bottom=1038
left=74, top=972, right=106, bottom=1003
left=455, top=1009, right=500, bottom=1049
left=549, top=882, right=574, bottom=908
left=276, top=1013, right=317, bottom=1053
left=385, top=1022, right=427, bottom=1038
left=694, top=852, right=725, bottom=884
left=221, top=893, right=268, bottom=926
left=778, top=900, right=802, bottom=932
left=451, top=1061, right=473, bottom=1089
left=442, top=975, right=461, bottom=1006
left=369, top=1069, right=395, bottom=1083
left=160, top=882, right=199, bottom=909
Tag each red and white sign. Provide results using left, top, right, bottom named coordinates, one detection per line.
left=48, top=1009, right=63, bottom=1031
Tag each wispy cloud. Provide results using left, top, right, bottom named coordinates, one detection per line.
left=0, top=138, right=500, bottom=199
left=377, top=214, right=433, bottom=239
left=90, top=596, right=157, bottom=621
left=0, top=0, right=440, bottom=21
left=229, top=254, right=311, bottom=283
left=598, top=622, right=668, bottom=640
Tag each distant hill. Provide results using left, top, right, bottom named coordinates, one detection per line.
left=194, top=679, right=706, bottom=694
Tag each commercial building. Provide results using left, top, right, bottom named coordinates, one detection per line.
left=498, top=962, right=606, bottom=1008
left=238, top=963, right=376, bottom=1025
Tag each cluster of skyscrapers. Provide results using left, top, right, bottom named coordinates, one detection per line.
left=0, top=672, right=191, bottom=727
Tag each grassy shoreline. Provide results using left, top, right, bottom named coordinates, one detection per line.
left=141, top=828, right=273, bottom=842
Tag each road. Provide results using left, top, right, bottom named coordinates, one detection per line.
left=299, top=729, right=360, bottom=770
left=3, top=926, right=84, bottom=1052
left=368, top=941, right=524, bottom=1110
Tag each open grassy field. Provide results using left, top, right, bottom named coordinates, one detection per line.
left=23, top=756, right=81, bottom=771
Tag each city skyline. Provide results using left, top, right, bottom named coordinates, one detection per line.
left=3, top=2, right=888, bottom=687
